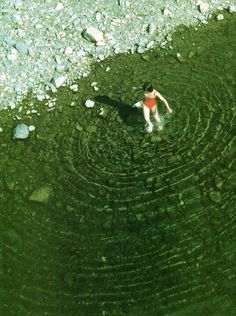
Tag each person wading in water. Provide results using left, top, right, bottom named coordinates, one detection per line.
left=133, top=82, right=172, bottom=132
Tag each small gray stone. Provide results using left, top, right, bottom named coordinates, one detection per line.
left=82, top=27, right=105, bottom=44
left=15, top=42, right=29, bottom=54
left=229, top=5, right=236, bottom=13
left=53, top=75, right=66, bottom=88
left=216, top=13, right=224, bottom=21
left=85, top=100, right=95, bottom=108
left=198, top=3, right=209, bottom=14
left=147, top=22, right=157, bottom=35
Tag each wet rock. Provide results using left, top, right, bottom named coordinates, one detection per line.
left=29, top=185, right=53, bottom=203
left=176, top=53, right=185, bottom=63
left=216, top=13, right=224, bottom=21
left=209, top=190, right=222, bottom=204
left=85, top=99, right=95, bottom=108
left=166, top=34, right=172, bottom=42
left=28, top=125, right=36, bottom=132
left=69, top=84, right=78, bottom=92
left=13, top=123, right=29, bottom=139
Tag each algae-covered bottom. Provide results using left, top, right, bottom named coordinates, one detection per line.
left=0, top=11, right=236, bottom=316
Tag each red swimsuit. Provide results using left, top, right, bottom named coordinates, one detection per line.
left=143, top=95, right=157, bottom=109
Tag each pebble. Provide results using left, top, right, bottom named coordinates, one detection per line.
left=216, top=13, right=224, bottom=21
left=28, top=125, right=36, bottom=132
left=53, top=75, right=66, bottom=88
left=163, top=8, right=172, bottom=16
left=0, top=1, right=233, bottom=111
left=55, top=2, right=64, bottom=11
left=85, top=100, right=95, bottom=108
left=176, top=53, right=185, bottom=63
left=166, top=34, right=172, bottom=42
left=199, top=3, right=209, bottom=14
left=229, top=5, right=236, bottom=13
left=82, top=27, right=105, bottom=44
left=11, top=14, right=23, bottom=24
left=0, top=127, right=3, bottom=133
left=69, top=84, right=78, bottom=92
left=15, top=42, right=29, bottom=54
left=36, top=95, right=45, bottom=101
left=64, top=47, right=73, bottom=55
left=148, top=22, right=157, bottom=35
left=98, top=108, right=104, bottom=116
left=146, top=41, right=155, bottom=48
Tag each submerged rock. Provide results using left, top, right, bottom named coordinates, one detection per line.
left=29, top=185, right=53, bottom=203
left=13, top=123, right=29, bottom=139
left=209, top=190, right=222, bottom=204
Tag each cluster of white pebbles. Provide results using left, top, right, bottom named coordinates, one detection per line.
left=0, top=0, right=235, bottom=111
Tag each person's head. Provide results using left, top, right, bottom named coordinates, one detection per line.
left=143, top=82, right=153, bottom=92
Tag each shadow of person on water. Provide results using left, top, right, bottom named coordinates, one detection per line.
left=94, top=95, right=140, bottom=126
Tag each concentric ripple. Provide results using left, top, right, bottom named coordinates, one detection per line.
left=53, top=55, right=236, bottom=314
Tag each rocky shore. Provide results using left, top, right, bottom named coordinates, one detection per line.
left=0, top=0, right=235, bottom=110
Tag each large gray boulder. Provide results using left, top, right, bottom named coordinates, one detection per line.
left=13, top=123, right=29, bottom=139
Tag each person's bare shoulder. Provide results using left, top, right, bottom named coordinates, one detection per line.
left=154, top=89, right=160, bottom=97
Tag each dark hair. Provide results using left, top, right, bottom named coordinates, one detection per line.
left=143, top=82, right=153, bottom=92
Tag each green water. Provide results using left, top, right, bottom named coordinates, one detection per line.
left=0, top=11, right=236, bottom=316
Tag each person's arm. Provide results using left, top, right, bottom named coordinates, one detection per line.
left=155, top=90, right=172, bottom=113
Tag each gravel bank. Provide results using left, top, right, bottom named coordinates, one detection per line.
left=0, top=0, right=235, bottom=110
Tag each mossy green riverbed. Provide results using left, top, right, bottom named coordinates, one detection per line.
left=0, top=11, right=236, bottom=316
